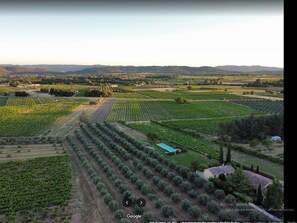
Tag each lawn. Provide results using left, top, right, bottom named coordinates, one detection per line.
left=153, top=145, right=218, bottom=168
left=225, top=147, right=284, bottom=180
left=127, top=122, right=218, bottom=158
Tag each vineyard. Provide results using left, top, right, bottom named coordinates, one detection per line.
left=0, top=104, right=78, bottom=137
left=163, top=117, right=244, bottom=135
left=5, top=97, right=80, bottom=106
left=112, top=92, right=151, bottom=99
left=231, top=99, right=283, bottom=113
left=98, top=84, right=135, bottom=93
left=107, top=100, right=263, bottom=122
left=138, top=90, right=249, bottom=100
left=65, top=122, right=265, bottom=222
left=0, top=156, right=72, bottom=222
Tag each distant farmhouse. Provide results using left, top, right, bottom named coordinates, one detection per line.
left=243, top=170, right=273, bottom=195
left=203, top=165, right=235, bottom=180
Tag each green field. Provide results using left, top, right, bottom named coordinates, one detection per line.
left=112, top=92, right=152, bottom=99
left=153, top=145, right=218, bottom=168
left=163, top=117, right=244, bottom=135
left=232, top=99, right=283, bottom=113
left=107, top=100, right=263, bottom=122
left=0, top=97, right=8, bottom=106
left=0, top=103, right=78, bottom=136
left=138, top=90, right=249, bottom=100
left=0, top=156, right=72, bottom=222
left=127, top=122, right=218, bottom=158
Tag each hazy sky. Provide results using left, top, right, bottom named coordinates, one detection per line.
left=0, top=1, right=283, bottom=67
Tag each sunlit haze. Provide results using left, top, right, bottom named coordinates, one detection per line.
left=0, top=2, right=283, bottom=67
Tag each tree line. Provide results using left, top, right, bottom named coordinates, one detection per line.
left=219, top=114, right=283, bottom=143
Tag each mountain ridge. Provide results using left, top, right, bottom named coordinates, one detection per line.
left=0, top=64, right=283, bottom=76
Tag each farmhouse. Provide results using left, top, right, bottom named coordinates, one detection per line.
left=271, top=136, right=281, bottom=142
left=203, top=165, right=235, bottom=180
left=243, top=170, right=273, bottom=195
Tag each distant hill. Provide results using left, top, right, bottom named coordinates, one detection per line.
left=0, top=66, right=10, bottom=76
left=216, top=65, right=283, bottom=74
left=69, top=65, right=241, bottom=75
left=0, top=65, right=51, bottom=76
left=0, top=64, right=283, bottom=76
left=21, top=64, right=99, bottom=72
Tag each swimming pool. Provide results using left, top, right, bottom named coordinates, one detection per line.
left=157, top=143, right=176, bottom=153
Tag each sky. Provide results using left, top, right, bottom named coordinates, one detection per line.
left=0, top=1, right=283, bottom=67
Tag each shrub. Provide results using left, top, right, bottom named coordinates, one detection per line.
left=164, top=186, right=174, bottom=196
left=108, top=200, right=119, bottom=211
left=134, top=206, right=144, bottom=215
left=237, top=204, right=250, bottom=216
left=197, top=193, right=209, bottom=206
left=201, top=213, right=209, bottom=221
left=188, top=205, right=201, bottom=218
left=188, top=189, right=198, bottom=198
left=204, top=181, right=215, bottom=194
left=114, top=209, right=126, bottom=220
left=152, top=176, right=160, bottom=185
left=148, top=193, right=158, bottom=201
left=218, top=210, right=235, bottom=221
left=198, top=163, right=209, bottom=171
left=207, top=201, right=221, bottom=213
left=249, top=211, right=265, bottom=221
left=180, top=181, right=191, bottom=192
left=181, top=199, right=191, bottom=211
left=141, top=184, right=151, bottom=195
left=143, top=212, right=154, bottom=222
left=103, top=194, right=113, bottom=204
left=171, top=193, right=181, bottom=203
left=155, top=199, right=164, bottom=209
left=194, top=176, right=205, bottom=187
left=119, top=219, right=130, bottom=223
left=214, top=189, right=225, bottom=199
left=161, top=205, right=173, bottom=217
left=172, top=176, right=183, bottom=186
left=167, top=172, right=175, bottom=181
left=225, top=194, right=236, bottom=204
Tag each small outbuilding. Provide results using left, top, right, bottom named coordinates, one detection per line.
left=203, top=165, right=235, bottom=180
left=271, top=136, right=281, bottom=142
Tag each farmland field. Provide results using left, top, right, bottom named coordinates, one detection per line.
left=232, top=99, right=283, bottom=113
left=138, top=90, right=249, bottom=100
left=112, top=92, right=152, bottom=99
left=107, top=100, right=263, bottom=122
left=0, top=143, right=66, bottom=162
left=65, top=122, right=255, bottom=222
left=163, top=117, right=247, bottom=135
left=0, top=103, right=78, bottom=137
left=0, top=156, right=72, bottom=222
left=0, top=97, right=8, bottom=106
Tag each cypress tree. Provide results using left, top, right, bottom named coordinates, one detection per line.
left=256, top=165, right=259, bottom=173
left=219, top=146, right=224, bottom=164
left=251, top=164, right=254, bottom=172
left=226, top=147, right=231, bottom=163
left=256, top=184, right=263, bottom=205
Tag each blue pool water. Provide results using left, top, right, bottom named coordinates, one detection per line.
left=157, top=143, right=176, bottom=153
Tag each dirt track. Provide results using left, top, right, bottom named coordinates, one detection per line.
left=89, top=99, right=115, bottom=123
